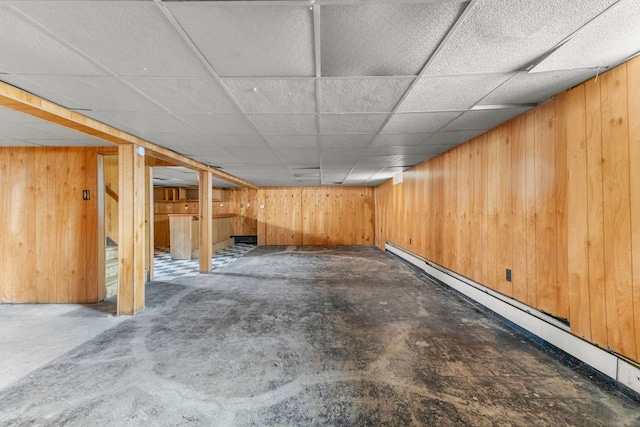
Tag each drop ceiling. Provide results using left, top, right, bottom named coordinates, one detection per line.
left=0, top=0, right=638, bottom=188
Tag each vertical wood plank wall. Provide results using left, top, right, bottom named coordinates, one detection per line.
left=375, top=56, right=640, bottom=363
left=222, top=188, right=258, bottom=237
left=0, top=146, right=116, bottom=304
left=257, top=187, right=375, bottom=246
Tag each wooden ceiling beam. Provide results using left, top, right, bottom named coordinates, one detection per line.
left=0, top=81, right=258, bottom=189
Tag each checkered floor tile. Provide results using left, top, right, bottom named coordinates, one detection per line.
left=152, top=243, right=255, bottom=281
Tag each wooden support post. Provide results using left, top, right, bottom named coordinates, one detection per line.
left=145, top=165, right=154, bottom=281
left=117, top=144, right=146, bottom=315
left=199, top=170, right=213, bottom=273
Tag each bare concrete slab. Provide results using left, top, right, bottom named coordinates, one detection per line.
left=0, top=246, right=638, bottom=426
left=0, top=300, right=123, bottom=389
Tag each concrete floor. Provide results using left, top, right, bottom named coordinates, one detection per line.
left=0, top=246, right=638, bottom=426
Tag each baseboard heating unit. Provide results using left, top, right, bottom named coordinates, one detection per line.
left=385, top=241, right=640, bottom=397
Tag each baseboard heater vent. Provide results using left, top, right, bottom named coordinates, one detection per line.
left=385, top=241, right=640, bottom=397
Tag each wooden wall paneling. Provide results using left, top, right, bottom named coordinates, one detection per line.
left=479, top=135, right=490, bottom=285
left=496, top=122, right=513, bottom=297
left=523, top=110, right=538, bottom=307
left=67, top=148, right=87, bottom=303
left=33, top=148, right=52, bottom=303
left=600, top=65, right=637, bottom=359
left=7, top=148, right=28, bottom=302
left=584, top=77, right=608, bottom=346
left=462, top=143, right=474, bottom=274
left=406, top=169, right=416, bottom=251
left=462, top=142, right=473, bottom=278
left=302, top=188, right=319, bottom=245
left=257, top=189, right=266, bottom=245
left=565, top=84, right=592, bottom=339
left=627, top=57, right=640, bottom=361
left=511, top=115, right=528, bottom=303
left=24, top=149, right=37, bottom=302
left=54, top=147, right=70, bottom=303
left=433, top=156, right=443, bottom=264
left=534, top=101, right=558, bottom=315
left=486, top=130, right=499, bottom=291
left=364, top=188, right=375, bottom=246
left=472, top=136, right=487, bottom=283
left=86, top=150, right=100, bottom=301
left=555, top=93, right=570, bottom=320
left=444, top=150, right=456, bottom=270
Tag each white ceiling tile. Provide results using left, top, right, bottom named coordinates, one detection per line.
left=0, top=105, right=42, bottom=123
left=321, top=146, right=366, bottom=157
left=223, top=79, right=316, bottom=113
left=250, top=114, right=318, bottom=134
left=0, top=123, right=62, bottom=140
left=1, top=75, right=90, bottom=111
left=124, top=78, right=239, bottom=114
left=321, top=2, right=466, bottom=76
left=423, top=130, right=481, bottom=147
left=531, top=0, right=640, bottom=72
left=0, top=6, right=106, bottom=76
left=13, top=2, right=210, bottom=77
left=382, top=112, right=460, bottom=134
left=99, top=112, right=195, bottom=135
left=0, top=139, right=39, bottom=147
left=319, top=114, right=388, bottom=134
left=318, top=134, right=375, bottom=148
left=320, top=157, right=361, bottom=167
left=426, top=0, right=618, bottom=74
left=20, top=122, right=97, bottom=140
left=320, top=78, right=414, bottom=113
left=179, top=114, right=259, bottom=135
left=264, top=134, right=319, bottom=149
left=386, top=156, right=429, bottom=168
left=210, top=134, right=266, bottom=148
left=356, top=156, right=402, bottom=167
left=168, top=4, right=314, bottom=77
left=364, top=144, right=441, bottom=157
left=398, top=73, right=512, bottom=112
left=479, top=69, right=596, bottom=106
left=18, top=75, right=164, bottom=113
left=141, top=132, right=213, bottom=147
left=369, top=133, right=432, bottom=147
left=442, top=108, right=531, bottom=131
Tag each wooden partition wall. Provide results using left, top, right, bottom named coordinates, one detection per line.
left=375, top=56, right=640, bottom=363
left=257, top=187, right=375, bottom=245
left=0, top=146, right=116, bottom=304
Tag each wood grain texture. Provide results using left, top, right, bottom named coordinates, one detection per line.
left=555, top=93, right=569, bottom=321
left=511, top=114, right=528, bottom=304
left=257, top=187, right=374, bottom=246
left=584, top=76, right=608, bottom=348
left=600, top=65, right=636, bottom=359
left=0, top=146, right=110, bottom=303
left=627, top=56, right=640, bottom=362
left=374, top=56, right=640, bottom=363
left=565, top=85, right=591, bottom=340
left=117, top=144, right=146, bottom=315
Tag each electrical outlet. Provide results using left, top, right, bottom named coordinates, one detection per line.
left=506, top=269, right=512, bottom=282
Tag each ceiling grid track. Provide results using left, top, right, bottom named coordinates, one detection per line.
left=153, top=0, right=288, bottom=181
left=357, top=0, right=481, bottom=184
